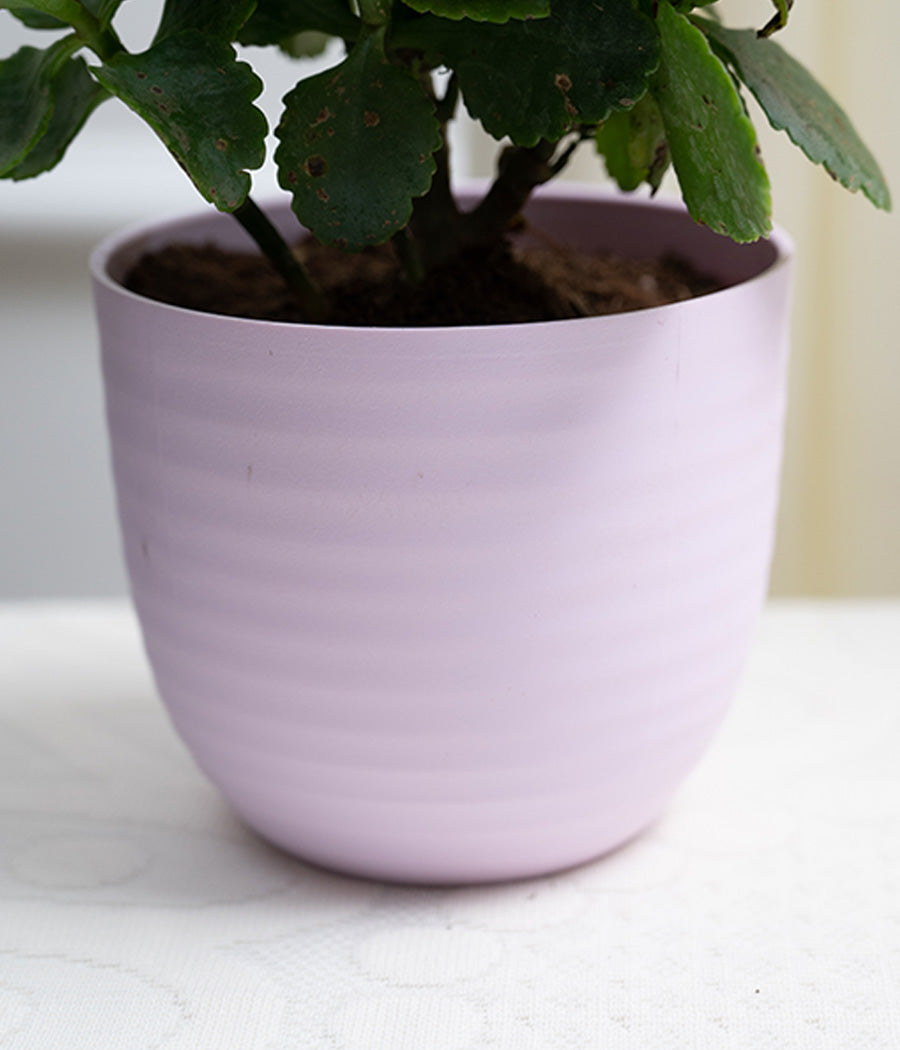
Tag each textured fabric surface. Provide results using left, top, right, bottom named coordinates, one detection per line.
left=0, top=601, right=898, bottom=1048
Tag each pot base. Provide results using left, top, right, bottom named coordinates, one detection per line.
left=232, top=792, right=666, bottom=886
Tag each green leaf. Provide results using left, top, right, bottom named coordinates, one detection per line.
left=652, top=2, right=771, bottom=241
left=0, top=39, right=76, bottom=176
left=7, top=55, right=106, bottom=179
left=595, top=92, right=669, bottom=192
left=81, top=0, right=124, bottom=27
left=275, top=27, right=441, bottom=249
left=401, top=0, right=549, bottom=25
left=423, top=0, right=658, bottom=146
left=154, top=0, right=258, bottom=44
left=94, top=32, right=267, bottom=211
left=7, top=6, right=68, bottom=28
left=0, top=1, right=84, bottom=24
left=358, top=0, right=391, bottom=27
left=237, top=0, right=359, bottom=46
left=3, top=0, right=124, bottom=32
left=595, top=112, right=643, bottom=192
left=701, top=21, right=891, bottom=211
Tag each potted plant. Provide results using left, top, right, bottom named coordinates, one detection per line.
left=1, top=0, right=888, bottom=884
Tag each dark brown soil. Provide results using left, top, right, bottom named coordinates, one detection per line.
left=125, top=226, right=721, bottom=327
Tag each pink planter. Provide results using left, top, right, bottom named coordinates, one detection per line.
left=92, top=187, right=793, bottom=884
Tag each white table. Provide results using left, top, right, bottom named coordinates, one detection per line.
left=1, top=601, right=898, bottom=1049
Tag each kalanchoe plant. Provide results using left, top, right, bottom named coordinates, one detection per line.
left=0, top=0, right=891, bottom=322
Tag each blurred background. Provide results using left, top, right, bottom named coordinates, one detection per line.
left=1, top=0, right=897, bottom=598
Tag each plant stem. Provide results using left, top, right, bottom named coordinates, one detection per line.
left=393, top=227, right=426, bottom=283
left=401, top=133, right=577, bottom=279
left=69, top=7, right=124, bottom=61
left=404, top=79, right=461, bottom=273
left=464, top=139, right=556, bottom=247
left=408, top=133, right=460, bottom=271
left=232, top=199, right=330, bottom=323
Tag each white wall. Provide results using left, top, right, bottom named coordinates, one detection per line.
left=2, top=2, right=898, bottom=597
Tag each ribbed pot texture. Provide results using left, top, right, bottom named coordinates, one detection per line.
left=92, top=187, right=793, bottom=884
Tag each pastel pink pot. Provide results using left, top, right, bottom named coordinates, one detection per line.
left=92, top=187, right=793, bottom=884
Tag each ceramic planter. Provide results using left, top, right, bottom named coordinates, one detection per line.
left=92, top=187, right=793, bottom=884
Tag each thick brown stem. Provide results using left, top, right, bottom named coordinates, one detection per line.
left=404, top=137, right=558, bottom=276
left=400, top=75, right=582, bottom=280
left=463, top=140, right=556, bottom=248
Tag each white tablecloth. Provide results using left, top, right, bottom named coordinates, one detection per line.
left=1, top=601, right=898, bottom=1049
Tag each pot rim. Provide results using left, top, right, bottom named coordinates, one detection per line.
left=90, top=181, right=794, bottom=336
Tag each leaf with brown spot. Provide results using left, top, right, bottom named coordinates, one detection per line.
left=416, top=0, right=658, bottom=146
left=275, top=27, right=441, bottom=249
left=94, top=32, right=267, bottom=212
left=303, top=154, right=327, bottom=176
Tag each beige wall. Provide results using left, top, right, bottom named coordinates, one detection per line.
left=739, top=0, right=900, bottom=595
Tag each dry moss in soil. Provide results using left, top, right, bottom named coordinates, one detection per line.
left=125, top=226, right=722, bottom=327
